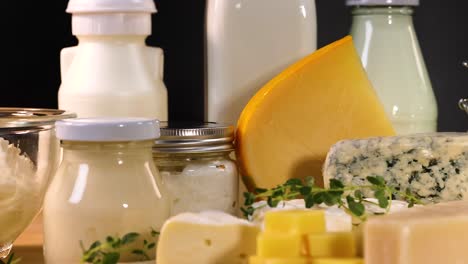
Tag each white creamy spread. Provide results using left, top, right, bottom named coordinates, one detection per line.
left=0, top=138, right=39, bottom=244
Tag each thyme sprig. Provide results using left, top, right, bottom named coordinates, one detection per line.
left=81, top=229, right=159, bottom=264
left=0, top=253, right=20, bottom=264
left=242, top=176, right=423, bottom=222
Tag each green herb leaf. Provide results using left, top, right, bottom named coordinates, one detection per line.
left=329, top=179, right=345, bottom=189
left=147, top=242, right=156, bottom=249
left=346, top=195, right=365, bottom=216
left=285, top=178, right=302, bottom=186
left=300, top=186, right=312, bottom=196
left=305, top=177, right=315, bottom=187
left=267, top=197, right=280, bottom=207
left=243, top=192, right=256, bottom=206
left=255, top=188, right=268, bottom=193
left=151, top=228, right=160, bottom=237
left=354, top=190, right=363, bottom=200
left=313, top=193, right=324, bottom=204
left=305, top=194, right=315, bottom=208
left=121, top=232, right=139, bottom=245
left=102, top=252, right=120, bottom=264
left=367, top=176, right=386, bottom=187
left=375, top=189, right=389, bottom=208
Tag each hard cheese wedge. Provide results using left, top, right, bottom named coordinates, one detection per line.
left=156, top=211, right=260, bottom=264
left=365, top=201, right=468, bottom=264
left=236, top=36, right=395, bottom=190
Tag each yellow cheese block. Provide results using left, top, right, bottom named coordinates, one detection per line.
left=236, top=36, right=395, bottom=190
left=306, top=232, right=356, bottom=258
left=250, top=257, right=311, bottom=264
left=311, top=258, right=364, bottom=264
left=264, top=210, right=325, bottom=235
left=257, top=233, right=304, bottom=258
left=365, top=200, right=468, bottom=264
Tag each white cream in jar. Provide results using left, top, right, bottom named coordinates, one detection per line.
left=153, top=123, right=239, bottom=216
left=43, top=118, right=170, bottom=264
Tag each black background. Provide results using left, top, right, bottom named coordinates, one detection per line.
left=1, top=1, right=467, bottom=131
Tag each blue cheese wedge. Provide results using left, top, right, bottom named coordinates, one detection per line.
left=323, top=133, right=468, bottom=202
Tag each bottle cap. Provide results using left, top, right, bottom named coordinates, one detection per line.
left=56, top=118, right=160, bottom=142
left=66, top=0, right=156, bottom=13
left=346, top=0, right=419, bottom=6
left=66, top=0, right=156, bottom=35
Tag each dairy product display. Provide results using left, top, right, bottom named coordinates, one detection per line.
left=324, top=133, right=468, bottom=202
left=58, top=0, right=168, bottom=119
left=249, top=210, right=363, bottom=264
left=156, top=211, right=260, bottom=264
left=0, top=138, right=40, bottom=247
left=349, top=1, right=438, bottom=134
left=206, top=0, right=317, bottom=124
left=365, top=200, right=468, bottom=264
left=236, top=36, right=395, bottom=190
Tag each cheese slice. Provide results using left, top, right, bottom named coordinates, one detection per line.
left=156, top=211, right=260, bottom=264
left=365, top=201, right=468, bottom=264
left=236, top=36, right=395, bottom=190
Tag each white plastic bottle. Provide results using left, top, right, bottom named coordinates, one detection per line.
left=206, top=0, right=317, bottom=125
left=348, top=0, right=438, bottom=134
left=59, top=0, right=168, bottom=120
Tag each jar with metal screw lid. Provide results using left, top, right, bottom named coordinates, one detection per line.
left=153, top=122, right=238, bottom=216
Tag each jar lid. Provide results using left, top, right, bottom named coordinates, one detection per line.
left=56, top=118, right=160, bottom=142
left=0, top=108, right=76, bottom=128
left=346, top=0, right=419, bottom=6
left=153, top=122, right=235, bottom=153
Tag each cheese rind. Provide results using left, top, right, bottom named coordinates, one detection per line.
left=365, top=201, right=468, bottom=264
left=156, top=211, right=260, bottom=264
left=236, top=36, right=395, bottom=190
left=324, top=133, right=468, bottom=202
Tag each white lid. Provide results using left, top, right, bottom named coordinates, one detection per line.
left=346, top=0, right=419, bottom=6
left=66, top=0, right=157, bottom=13
left=56, top=118, right=160, bottom=142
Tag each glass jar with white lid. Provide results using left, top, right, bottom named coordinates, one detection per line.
left=153, top=122, right=238, bottom=216
left=43, top=118, right=170, bottom=264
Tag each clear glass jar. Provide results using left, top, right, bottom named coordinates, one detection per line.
left=348, top=1, right=438, bottom=134
left=153, top=123, right=238, bottom=216
left=43, top=119, right=169, bottom=264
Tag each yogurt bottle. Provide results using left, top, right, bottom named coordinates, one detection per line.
left=58, top=0, right=168, bottom=120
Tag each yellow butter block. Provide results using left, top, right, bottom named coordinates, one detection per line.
left=250, top=256, right=311, bottom=264
left=311, top=258, right=364, bottom=264
left=257, top=233, right=303, bottom=258
left=264, top=210, right=326, bottom=235
left=306, top=232, right=356, bottom=258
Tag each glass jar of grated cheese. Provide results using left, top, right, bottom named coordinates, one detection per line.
left=153, top=122, right=238, bottom=216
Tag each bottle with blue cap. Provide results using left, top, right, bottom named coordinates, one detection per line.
left=43, top=118, right=170, bottom=263
left=58, top=0, right=168, bottom=120
left=348, top=0, right=438, bottom=134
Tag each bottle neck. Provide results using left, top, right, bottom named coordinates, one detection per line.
left=62, top=140, right=155, bottom=161
left=351, top=6, right=415, bottom=25
left=71, top=13, right=152, bottom=36
left=76, top=35, right=147, bottom=45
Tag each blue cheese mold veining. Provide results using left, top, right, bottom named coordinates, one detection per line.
left=323, top=133, right=468, bottom=203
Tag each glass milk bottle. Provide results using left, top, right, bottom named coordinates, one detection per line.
left=58, top=0, right=168, bottom=120
left=206, top=0, right=317, bottom=124
left=348, top=0, right=438, bottom=134
left=43, top=118, right=169, bottom=264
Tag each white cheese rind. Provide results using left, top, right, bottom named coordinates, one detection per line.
left=323, top=133, right=468, bottom=202
left=156, top=211, right=260, bottom=264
